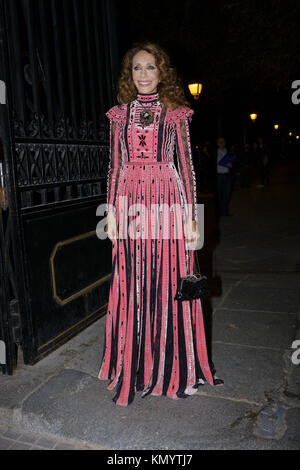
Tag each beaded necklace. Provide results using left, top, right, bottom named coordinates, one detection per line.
left=136, top=92, right=159, bottom=128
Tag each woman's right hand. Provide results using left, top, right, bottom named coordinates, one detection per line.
left=105, top=212, right=118, bottom=243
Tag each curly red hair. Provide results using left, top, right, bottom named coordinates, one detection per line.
left=117, top=42, right=190, bottom=110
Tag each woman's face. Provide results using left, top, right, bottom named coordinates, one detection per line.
left=132, top=50, right=160, bottom=94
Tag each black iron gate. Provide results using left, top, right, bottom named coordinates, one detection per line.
left=0, top=0, right=118, bottom=374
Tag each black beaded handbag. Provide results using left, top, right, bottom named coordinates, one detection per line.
left=174, top=252, right=210, bottom=301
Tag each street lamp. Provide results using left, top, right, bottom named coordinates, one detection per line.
left=188, top=83, right=203, bottom=100
left=250, top=113, right=258, bottom=122
left=289, top=132, right=292, bottom=136
left=274, top=124, right=279, bottom=130
left=296, top=135, right=299, bottom=140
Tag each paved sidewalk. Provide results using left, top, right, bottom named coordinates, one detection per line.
left=0, top=159, right=299, bottom=450
left=0, top=425, right=99, bottom=450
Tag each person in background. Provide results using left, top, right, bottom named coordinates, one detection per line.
left=239, top=143, right=253, bottom=188
left=254, top=137, right=270, bottom=187
left=201, top=140, right=216, bottom=193
left=215, top=137, right=234, bottom=217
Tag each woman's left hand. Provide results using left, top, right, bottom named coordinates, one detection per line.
left=185, top=219, right=200, bottom=250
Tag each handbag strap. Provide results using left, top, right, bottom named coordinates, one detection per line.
left=193, top=250, right=202, bottom=276
left=190, top=250, right=201, bottom=276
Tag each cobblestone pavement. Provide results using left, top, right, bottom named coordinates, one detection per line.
left=0, top=425, right=100, bottom=450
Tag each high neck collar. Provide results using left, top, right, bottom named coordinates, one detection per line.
left=136, top=91, right=159, bottom=103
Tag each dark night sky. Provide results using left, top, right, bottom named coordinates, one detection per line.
left=116, top=0, right=300, bottom=146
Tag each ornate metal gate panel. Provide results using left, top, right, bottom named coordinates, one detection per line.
left=0, top=0, right=118, bottom=373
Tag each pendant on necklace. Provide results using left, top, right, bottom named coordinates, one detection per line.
left=140, top=109, right=154, bottom=128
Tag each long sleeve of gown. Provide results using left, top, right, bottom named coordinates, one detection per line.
left=175, top=108, right=198, bottom=222
left=105, top=107, right=122, bottom=215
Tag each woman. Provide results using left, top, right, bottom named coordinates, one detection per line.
left=98, top=42, right=223, bottom=406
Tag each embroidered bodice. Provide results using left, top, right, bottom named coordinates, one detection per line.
left=105, top=92, right=198, bottom=221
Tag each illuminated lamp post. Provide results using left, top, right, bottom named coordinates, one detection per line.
left=188, top=83, right=203, bottom=100
left=250, top=113, right=258, bottom=122
left=247, top=113, right=258, bottom=144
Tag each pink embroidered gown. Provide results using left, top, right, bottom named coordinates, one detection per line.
left=98, top=91, right=223, bottom=406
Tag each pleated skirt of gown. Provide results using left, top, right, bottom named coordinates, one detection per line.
left=98, top=161, right=222, bottom=406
